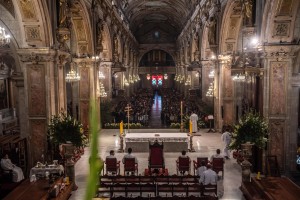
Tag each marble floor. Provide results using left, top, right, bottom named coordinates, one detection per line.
left=70, top=128, right=246, bottom=200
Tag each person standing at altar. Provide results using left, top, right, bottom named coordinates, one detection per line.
left=122, top=148, right=138, bottom=164
left=190, top=111, right=199, bottom=133
left=1, top=153, right=24, bottom=182
left=221, top=128, right=232, bottom=159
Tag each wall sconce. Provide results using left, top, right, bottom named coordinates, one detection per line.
left=147, top=74, right=151, bottom=80
left=124, top=78, right=129, bottom=86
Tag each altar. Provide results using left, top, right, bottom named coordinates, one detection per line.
left=124, top=132, right=189, bottom=152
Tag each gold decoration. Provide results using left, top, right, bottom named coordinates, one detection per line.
left=18, top=0, right=36, bottom=20
left=25, top=26, right=41, bottom=41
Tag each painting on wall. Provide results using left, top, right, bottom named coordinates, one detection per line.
left=0, top=79, right=8, bottom=110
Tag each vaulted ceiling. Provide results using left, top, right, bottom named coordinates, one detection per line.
left=116, top=0, right=199, bottom=44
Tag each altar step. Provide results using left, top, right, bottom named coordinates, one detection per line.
left=289, top=171, right=300, bottom=186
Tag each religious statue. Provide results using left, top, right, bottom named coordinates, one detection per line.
left=207, top=17, right=217, bottom=45
left=96, top=20, right=104, bottom=54
left=243, top=0, right=253, bottom=26
left=113, top=35, right=119, bottom=61
left=59, top=0, right=68, bottom=28
left=194, top=32, right=199, bottom=51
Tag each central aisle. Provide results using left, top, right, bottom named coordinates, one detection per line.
left=148, top=91, right=163, bottom=128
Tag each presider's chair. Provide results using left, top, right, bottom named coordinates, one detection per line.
left=148, top=140, right=165, bottom=174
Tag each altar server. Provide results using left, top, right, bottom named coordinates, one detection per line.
left=190, top=112, right=199, bottom=133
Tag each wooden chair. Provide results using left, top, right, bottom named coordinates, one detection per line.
left=176, top=157, right=191, bottom=175
left=193, top=157, right=208, bottom=175
left=212, top=157, right=224, bottom=178
left=123, top=157, right=138, bottom=175
left=266, top=155, right=281, bottom=177
left=104, top=157, right=120, bottom=175
left=148, top=140, right=165, bottom=174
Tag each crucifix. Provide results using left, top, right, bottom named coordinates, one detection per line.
left=124, top=103, right=132, bottom=133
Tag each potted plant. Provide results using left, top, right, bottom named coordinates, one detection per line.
left=229, top=110, right=268, bottom=171
left=229, top=111, right=268, bottom=150
left=47, top=113, right=87, bottom=148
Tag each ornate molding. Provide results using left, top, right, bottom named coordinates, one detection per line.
left=263, top=45, right=299, bottom=61
left=18, top=49, right=56, bottom=64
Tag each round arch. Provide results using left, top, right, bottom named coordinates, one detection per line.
left=138, top=49, right=175, bottom=67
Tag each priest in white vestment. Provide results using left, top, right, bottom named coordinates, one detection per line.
left=1, top=153, right=24, bottom=182
left=190, top=112, right=199, bottom=133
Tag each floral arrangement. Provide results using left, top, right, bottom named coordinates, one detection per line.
left=47, top=113, right=87, bottom=147
left=170, top=123, right=181, bottom=128
left=229, top=110, right=268, bottom=150
left=104, top=122, right=143, bottom=129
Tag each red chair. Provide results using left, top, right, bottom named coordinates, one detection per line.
left=124, top=157, right=138, bottom=175
left=212, top=158, right=224, bottom=178
left=148, top=140, right=165, bottom=174
left=176, top=157, right=191, bottom=175
left=193, top=157, right=208, bottom=175
left=104, top=157, right=120, bottom=175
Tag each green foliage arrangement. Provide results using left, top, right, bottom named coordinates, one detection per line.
left=229, top=111, right=268, bottom=150
left=47, top=113, right=87, bottom=147
left=104, top=122, right=143, bottom=129
left=170, top=123, right=181, bottom=128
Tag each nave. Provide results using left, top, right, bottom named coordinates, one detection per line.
left=70, top=129, right=244, bottom=200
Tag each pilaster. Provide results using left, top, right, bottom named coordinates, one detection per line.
left=263, top=45, right=300, bottom=171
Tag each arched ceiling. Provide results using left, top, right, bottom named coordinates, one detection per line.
left=116, top=0, right=199, bottom=44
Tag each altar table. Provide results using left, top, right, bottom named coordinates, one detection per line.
left=30, top=165, right=64, bottom=178
left=124, top=132, right=189, bottom=152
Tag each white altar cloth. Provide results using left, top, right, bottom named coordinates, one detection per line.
left=125, top=133, right=189, bottom=152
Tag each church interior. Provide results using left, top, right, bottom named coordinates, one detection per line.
left=0, top=0, right=300, bottom=199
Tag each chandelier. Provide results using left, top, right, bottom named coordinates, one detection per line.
left=0, top=26, right=10, bottom=47
left=65, top=62, right=80, bottom=82
left=99, top=82, right=107, bottom=97
left=164, top=74, right=168, bottom=80
left=206, top=82, right=214, bottom=97
left=99, top=71, right=105, bottom=79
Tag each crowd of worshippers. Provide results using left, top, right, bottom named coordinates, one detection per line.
left=160, top=89, right=206, bottom=126
left=112, top=89, right=154, bottom=125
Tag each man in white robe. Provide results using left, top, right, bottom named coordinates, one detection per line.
left=221, top=128, right=232, bottom=159
left=1, top=153, right=24, bottom=182
left=190, top=112, right=199, bottom=133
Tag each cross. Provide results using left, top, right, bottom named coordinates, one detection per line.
left=124, top=104, right=132, bottom=132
